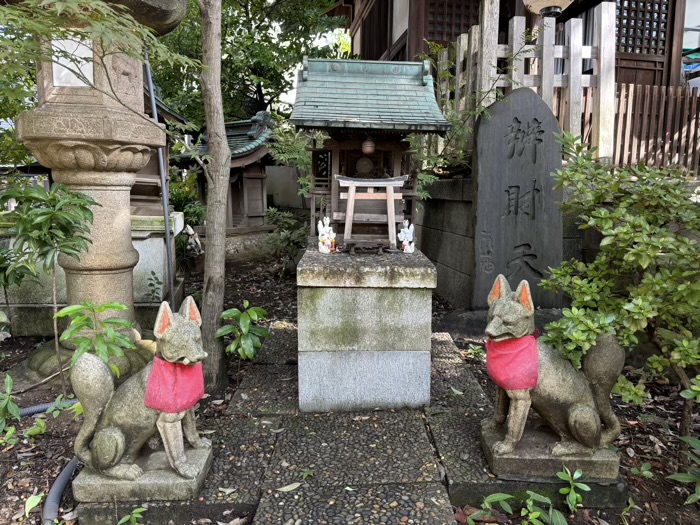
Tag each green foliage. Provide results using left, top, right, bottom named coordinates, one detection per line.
left=55, top=301, right=136, bottom=376
left=216, top=300, right=270, bottom=360
left=169, top=170, right=206, bottom=226
left=541, top=134, right=700, bottom=378
left=147, top=271, right=163, bottom=302
left=0, top=184, right=97, bottom=273
left=668, top=436, right=700, bottom=504
left=24, top=492, right=44, bottom=518
left=619, top=497, right=641, bottom=525
left=681, top=375, right=700, bottom=403
left=268, top=117, right=327, bottom=198
left=0, top=374, right=20, bottom=435
left=301, top=467, right=315, bottom=480
left=0, top=425, right=19, bottom=446
left=153, top=0, right=343, bottom=124
left=23, top=416, right=46, bottom=441
left=46, top=394, right=75, bottom=418
left=557, top=466, right=590, bottom=514
left=521, top=490, right=568, bottom=525
left=630, top=462, right=654, bottom=479
left=117, top=507, right=147, bottom=525
left=466, top=493, right=514, bottom=524
left=265, top=207, right=309, bottom=263
left=408, top=35, right=535, bottom=199
left=611, top=374, right=649, bottom=405
left=0, top=0, right=197, bottom=169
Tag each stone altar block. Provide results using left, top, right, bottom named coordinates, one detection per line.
left=297, top=249, right=436, bottom=411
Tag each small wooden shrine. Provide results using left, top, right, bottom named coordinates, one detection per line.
left=193, top=111, right=273, bottom=228
left=289, top=58, right=449, bottom=246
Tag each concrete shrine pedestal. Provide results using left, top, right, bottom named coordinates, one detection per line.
left=297, top=249, right=436, bottom=412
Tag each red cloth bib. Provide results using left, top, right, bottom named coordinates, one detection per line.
left=144, top=356, right=204, bottom=413
left=486, top=335, right=539, bottom=390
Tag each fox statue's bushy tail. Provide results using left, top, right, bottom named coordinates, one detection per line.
left=72, top=353, right=117, bottom=469
left=582, top=333, right=626, bottom=446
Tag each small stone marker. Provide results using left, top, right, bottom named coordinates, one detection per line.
left=472, top=88, right=563, bottom=308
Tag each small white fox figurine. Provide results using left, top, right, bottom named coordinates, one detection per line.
left=398, top=220, right=415, bottom=253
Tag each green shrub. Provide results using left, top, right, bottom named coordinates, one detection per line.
left=541, top=133, right=700, bottom=454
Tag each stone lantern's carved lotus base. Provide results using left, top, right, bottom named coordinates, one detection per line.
left=17, top=104, right=165, bottom=172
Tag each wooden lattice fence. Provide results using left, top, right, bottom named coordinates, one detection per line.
left=439, top=2, right=616, bottom=160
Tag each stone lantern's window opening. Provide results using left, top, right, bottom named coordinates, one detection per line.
left=51, top=39, right=93, bottom=87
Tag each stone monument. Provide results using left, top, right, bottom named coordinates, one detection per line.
left=472, top=88, right=563, bottom=308
left=480, top=274, right=625, bottom=481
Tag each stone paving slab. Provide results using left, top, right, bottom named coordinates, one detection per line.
left=199, top=417, right=281, bottom=506
left=228, top=365, right=299, bottom=416
left=263, top=411, right=439, bottom=489
left=252, top=482, right=456, bottom=525
left=256, top=321, right=298, bottom=365
left=430, top=334, right=488, bottom=413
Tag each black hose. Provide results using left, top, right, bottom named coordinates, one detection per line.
left=41, top=456, right=79, bottom=525
left=18, top=401, right=81, bottom=523
left=19, top=399, right=78, bottom=417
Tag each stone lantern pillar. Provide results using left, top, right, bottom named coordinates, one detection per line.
left=15, top=0, right=186, bottom=329
left=17, top=46, right=164, bottom=329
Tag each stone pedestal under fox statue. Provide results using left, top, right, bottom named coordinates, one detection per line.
left=71, top=296, right=211, bottom=480
left=481, top=275, right=625, bottom=457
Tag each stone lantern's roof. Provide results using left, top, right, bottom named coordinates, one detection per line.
left=289, top=58, right=450, bottom=134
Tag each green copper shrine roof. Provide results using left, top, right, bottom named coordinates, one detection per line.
left=289, top=58, right=450, bottom=134
left=225, top=111, right=274, bottom=158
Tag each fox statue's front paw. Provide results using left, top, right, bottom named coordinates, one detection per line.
left=174, top=461, right=199, bottom=479
left=191, top=437, right=212, bottom=449
left=103, top=463, right=144, bottom=480
left=493, top=440, right=516, bottom=455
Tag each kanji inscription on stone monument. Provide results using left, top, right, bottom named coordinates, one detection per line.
left=472, top=88, right=563, bottom=308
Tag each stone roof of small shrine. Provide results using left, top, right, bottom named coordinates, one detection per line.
left=289, top=58, right=450, bottom=134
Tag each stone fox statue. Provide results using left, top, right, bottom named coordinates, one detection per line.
left=71, top=297, right=211, bottom=480
left=482, top=275, right=625, bottom=456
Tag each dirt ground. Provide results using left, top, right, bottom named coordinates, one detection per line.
left=1, top=260, right=698, bottom=524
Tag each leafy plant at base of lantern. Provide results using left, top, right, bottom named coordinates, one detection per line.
left=215, top=300, right=270, bottom=360
left=55, top=301, right=136, bottom=377
left=0, top=183, right=98, bottom=396
left=0, top=374, right=20, bottom=435
left=540, top=133, right=700, bottom=450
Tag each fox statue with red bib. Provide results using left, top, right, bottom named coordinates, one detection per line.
left=71, top=297, right=211, bottom=480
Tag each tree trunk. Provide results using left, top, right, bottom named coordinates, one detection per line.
left=671, top=361, right=694, bottom=466
left=197, top=0, right=230, bottom=392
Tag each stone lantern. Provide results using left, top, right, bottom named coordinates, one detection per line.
left=16, top=0, right=186, bottom=331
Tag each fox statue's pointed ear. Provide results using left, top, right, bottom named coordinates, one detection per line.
left=488, top=274, right=510, bottom=306
left=154, top=301, right=174, bottom=339
left=178, top=296, right=202, bottom=327
left=514, top=280, right=534, bottom=313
